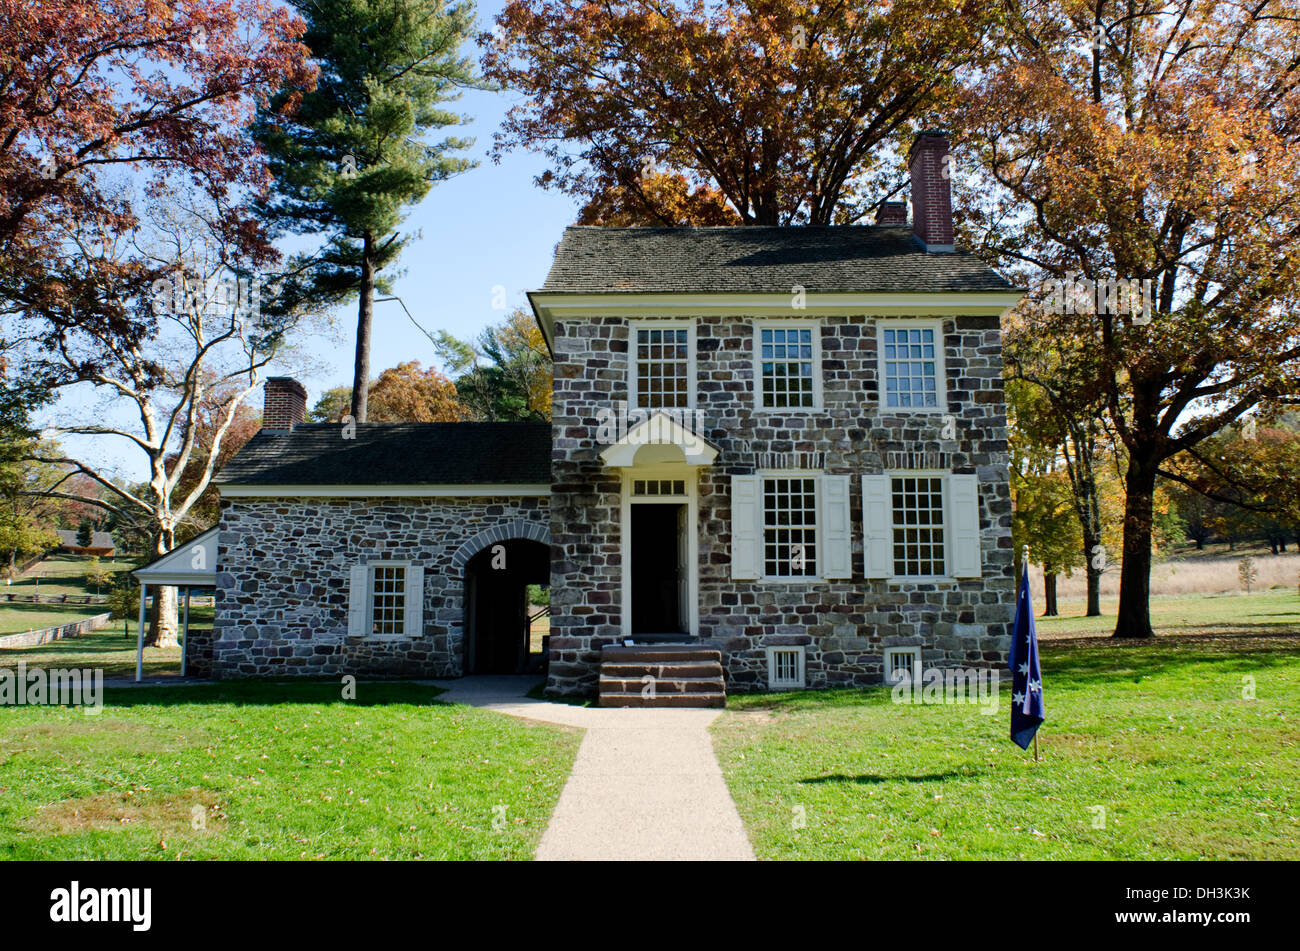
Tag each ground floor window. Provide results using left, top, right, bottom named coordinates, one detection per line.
left=370, top=564, right=407, bottom=636
left=763, top=477, right=818, bottom=578
left=890, top=476, right=946, bottom=577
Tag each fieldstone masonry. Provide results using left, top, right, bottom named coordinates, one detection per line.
left=214, top=497, right=547, bottom=678
left=547, top=312, right=1015, bottom=696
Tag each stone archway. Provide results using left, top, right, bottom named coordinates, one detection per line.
left=463, top=536, right=550, bottom=675
left=450, top=519, right=550, bottom=574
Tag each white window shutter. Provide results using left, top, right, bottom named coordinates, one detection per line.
left=948, top=474, right=982, bottom=578
left=404, top=564, right=425, bottom=637
left=348, top=565, right=369, bottom=636
left=861, top=475, right=893, bottom=579
left=819, top=475, right=852, bottom=579
left=730, top=475, right=761, bottom=580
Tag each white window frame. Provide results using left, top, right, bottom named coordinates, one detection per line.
left=753, top=319, right=822, bottom=412
left=766, top=646, right=807, bottom=689
left=886, top=470, right=949, bottom=581
left=883, top=646, right=922, bottom=685
left=367, top=560, right=411, bottom=639
left=758, top=470, right=823, bottom=583
left=877, top=318, right=947, bottom=414
left=628, top=319, right=696, bottom=412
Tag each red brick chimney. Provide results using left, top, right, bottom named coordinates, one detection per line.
left=875, top=201, right=908, bottom=226
left=263, top=377, right=307, bottom=431
left=908, top=131, right=955, bottom=252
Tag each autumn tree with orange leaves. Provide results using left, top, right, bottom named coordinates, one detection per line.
left=484, top=0, right=1002, bottom=225
left=957, top=0, right=1300, bottom=637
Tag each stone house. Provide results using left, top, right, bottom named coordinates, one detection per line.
left=210, top=131, right=1023, bottom=704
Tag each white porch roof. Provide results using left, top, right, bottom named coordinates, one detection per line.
left=132, top=527, right=217, bottom=587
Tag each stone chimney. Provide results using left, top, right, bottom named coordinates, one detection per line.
left=875, top=201, right=908, bottom=226
left=262, top=377, right=307, bottom=431
left=908, top=131, right=955, bottom=252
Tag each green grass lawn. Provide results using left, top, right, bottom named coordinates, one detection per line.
left=0, top=603, right=109, bottom=636
left=5, top=553, right=133, bottom=598
left=1039, top=589, right=1299, bottom=639
left=713, top=631, right=1300, bottom=859
left=0, top=628, right=182, bottom=678
left=0, top=681, right=581, bottom=860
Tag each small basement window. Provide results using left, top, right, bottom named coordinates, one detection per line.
left=883, top=646, right=921, bottom=685
left=766, top=646, right=806, bottom=689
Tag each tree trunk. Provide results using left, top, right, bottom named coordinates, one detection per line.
left=1043, top=572, right=1059, bottom=616
left=350, top=230, right=375, bottom=423
left=1114, top=459, right=1158, bottom=639
left=1082, top=527, right=1103, bottom=617
left=144, top=529, right=179, bottom=648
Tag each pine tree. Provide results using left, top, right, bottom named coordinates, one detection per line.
left=255, top=0, right=485, bottom=421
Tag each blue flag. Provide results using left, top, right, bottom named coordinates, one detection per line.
left=1008, top=562, right=1045, bottom=750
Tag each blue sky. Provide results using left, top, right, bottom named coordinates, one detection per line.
left=50, top=0, right=581, bottom=483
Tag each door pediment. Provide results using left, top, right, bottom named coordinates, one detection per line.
left=598, top=410, right=720, bottom=468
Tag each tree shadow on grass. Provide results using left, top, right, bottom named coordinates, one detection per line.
left=98, top=680, right=448, bottom=709
left=800, top=770, right=969, bottom=785
left=1043, top=633, right=1300, bottom=687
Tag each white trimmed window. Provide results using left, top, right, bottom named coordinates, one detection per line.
left=891, top=475, right=946, bottom=577
left=862, top=473, right=981, bottom=581
left=766, top=646, right=807, bottom=689
left=762, top=476, right=818, bottom=578
left=879, top=321, right=944, bottom=410
left=730, top=473, right=851, bottom=581
left=883, top=646, right=921, bottom=685
left=348, top=562, right=424, bottom=638
left=756, top=323, right=819, bottom=409
left=631, top=323, right=693, bottom=409
left=370, top=564, right=406, bottom=635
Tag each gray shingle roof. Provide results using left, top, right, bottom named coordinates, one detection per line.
left=539, top=226, right=1016, bottom=294
left=56, top=530, right=115, bottom=550
left=215, top=422, right=551, bottom=486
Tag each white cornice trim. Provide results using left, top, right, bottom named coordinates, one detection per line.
left=529, top=290, right=1024, bottom=322
left=218, top=483, right=552, bottom=498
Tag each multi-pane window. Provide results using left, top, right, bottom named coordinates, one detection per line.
left=633, top=479, right=685, bottom=496
left=370, top=565, right=406, bottom=636
left=759, top=326, right=815, bottom=408
left=762, top=477, right=818, bottom=578
left=634, top=327, right=690, bottom=409
left=891, top=476, right=946, bottom=576
left=882, top=326, right=940, bottom=409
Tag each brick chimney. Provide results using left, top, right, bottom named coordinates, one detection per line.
left=875, top=201, right=908, bottom=226
left=908, top=131, right=955, bottom=252
left=262, top=377, right=307, bottom=431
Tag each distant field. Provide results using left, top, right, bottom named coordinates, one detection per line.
left=1036, top=545, right=1300, bottom=599
left=5, top=553, right=134, bottom=598
left=0, top=629, right=182, bottom=678
left=1038, top=590, right=1299, bottom=639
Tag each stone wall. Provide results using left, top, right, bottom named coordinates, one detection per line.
left=548, top=313, right=1014, bottom=696
left=215, top=497, right=548, bottom=679
left=0, top=611, right=112, bottom=649
left=183, top=626, right=214, bottom=678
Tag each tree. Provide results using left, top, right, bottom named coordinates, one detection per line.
left=434, top=310, right=551, bottom=421
left=958, top=0, right=1300, bottom=637
left=254, top=0, right=485, bottom=423
left=16, top=189, right=314, bottom=646
left=75, top=520, right=93, bottom=548
left=484, top=0, right=1002, bottom=224
left=1, top=0, right=314, bottom=357
left=308, top=362, right=463, bottom=422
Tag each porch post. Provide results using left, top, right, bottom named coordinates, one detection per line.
left=182, top=586, right=191, bottom=678
left=135, top=584, right=147, bottom=683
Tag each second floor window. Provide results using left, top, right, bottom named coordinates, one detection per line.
left=633, top=325, right=691, bottom=409
left=881, top=324, right=941, bottom=409
left=758, top=325, right=816, bottom=408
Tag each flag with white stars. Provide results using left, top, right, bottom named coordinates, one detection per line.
left=1008, top=560, right=1045, bottom=750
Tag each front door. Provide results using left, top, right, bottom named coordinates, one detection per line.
left=630, top=502, right=685, bottom=634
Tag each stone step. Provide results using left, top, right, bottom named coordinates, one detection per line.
left=598, top=691, right=726, bottom=709
left=601, top=645, right=722, bottom=664
left=599, top=675, right=724, bottom=695
left=601, top=660, right=723, bottom=679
